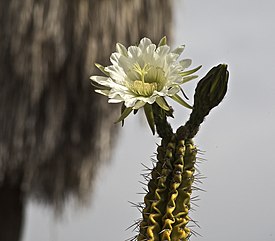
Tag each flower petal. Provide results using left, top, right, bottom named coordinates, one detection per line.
left=90, top=76, right=112, bottom=87
left=105, top=65, right=126, bottom=84
left=110, top=52, right=121, bottom=65
left=172, top=45, right=185, bottom=57
left=128, top=46, right=142, bottom=59
left=138, top=37, right=152, bottom=51
left=116, top=43, right=128, bottom=56
left=180, top=65, right=202, bottom=76
left=133, top=100, right=146, bottom=109
left=115, top=107, right=133, bottom=123
left=165, top=53, right=179, bottom=65
left=124, top=97, right=139, bottom=108
left=180, top=75, right=198, bottom=84
left=156, top=45, right=170, bottom=58
left=158, top=36, right=167, bottom=47
left=143, top=44, right=157, bottom=63
left=108, top=98, right=123, bottom=103
left=167, top=85, right=180, bottom=95
left=95, top=89, right=110, bottom=96
left=144, top=104, right=155, bottom=134
left=95, top=63, right=109, bottom=76
left=170, top=93, right=193, bottom=109
left=179, top=59, right=192, bottom=69
left=155, top=97, right=170, bottom=111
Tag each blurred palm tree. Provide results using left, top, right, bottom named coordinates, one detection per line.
left=0, top=0, right=173, bottom=240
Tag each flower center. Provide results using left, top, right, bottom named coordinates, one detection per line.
left=127, top=63, right=166, bottom=97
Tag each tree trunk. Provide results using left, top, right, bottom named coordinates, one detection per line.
left=0, top=178, right=24, bottom=241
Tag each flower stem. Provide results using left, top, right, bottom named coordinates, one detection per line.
left=152, top=103, right=173, bottom=142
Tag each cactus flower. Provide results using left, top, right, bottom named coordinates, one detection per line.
left=90, top=37, right=201, bottom=128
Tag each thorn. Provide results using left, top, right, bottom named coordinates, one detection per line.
left=190, top=206, right=197, bottom=212
left=191, top=195, right=200, bottom=202
left=196, top=156, right=207, bottom=162
left=192, top=185, right=206, bottom=192
left=189, top=218, right=201, bottom=228
left=141, top=163, right=152, bottom=171
left=125, top=234, right=138, bottom=241
left=139, top=181, right=148, bottom=186
left=190, top=229, right=202, bottom=237
left=197, top=149, right=206, bottom=155
left=125, top=218, right=141, bottom=231
left=136, top=192, right=147, bottom=195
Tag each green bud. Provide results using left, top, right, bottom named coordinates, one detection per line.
left=194, top=64, right=229, bottom=112
left=176, top=64, right=229, bottom=139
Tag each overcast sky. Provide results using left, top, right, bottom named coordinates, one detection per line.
left=23, top=0, right=275, bottom=240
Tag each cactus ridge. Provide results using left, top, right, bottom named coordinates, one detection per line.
left=138, top=136, right=176, bottom=240
left=137, top=137, right=197, bottom=241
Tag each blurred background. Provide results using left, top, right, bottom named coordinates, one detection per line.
left=1, top=0, right=275, bottom=241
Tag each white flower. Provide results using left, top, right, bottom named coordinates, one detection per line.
left=90, top=37, right=201, bottom=127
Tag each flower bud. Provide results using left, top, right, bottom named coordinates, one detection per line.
left=176, top=64, right=229, bottom=139
left=193, top=64, right=229, bottom=112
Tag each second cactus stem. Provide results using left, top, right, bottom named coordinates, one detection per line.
left=138, top=135, right=197, bottom=241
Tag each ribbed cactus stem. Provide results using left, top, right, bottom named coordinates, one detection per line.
left=162, top=139, right=196, bottom=241
left=138, top=136, right=196, bottom=241
left=138, top=136, right=175, bottom=240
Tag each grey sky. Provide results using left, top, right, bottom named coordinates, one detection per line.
left=23, top=0, right=275, bottom=240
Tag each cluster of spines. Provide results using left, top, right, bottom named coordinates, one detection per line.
left=136, top=136, right=197, bottom=241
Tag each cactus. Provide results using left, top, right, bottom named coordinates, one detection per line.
left=136, top=64, right=229, bottom=241
left=90, top=37, right=229, bottom=241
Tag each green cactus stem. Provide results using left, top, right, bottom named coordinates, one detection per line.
left=137, top=136, right=196, bottom=241
left=161, top=139, right=196, bottom=241
left=138, top=136, right=176, bottom=240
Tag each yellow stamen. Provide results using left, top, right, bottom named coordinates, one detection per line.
left=128, top=63, right=166, bottom=97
